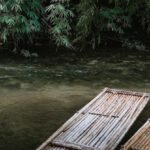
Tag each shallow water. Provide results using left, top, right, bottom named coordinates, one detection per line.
left=0, top=54, right=150, bottom=150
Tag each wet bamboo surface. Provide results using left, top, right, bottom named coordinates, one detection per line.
left=37, top=88, right=150, bottom=150
left=122, top=119, right=150, bottom=150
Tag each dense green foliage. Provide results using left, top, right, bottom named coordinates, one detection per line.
left=0, top=0, right=150, bottom=51
left=77, top=0, right=150, bottom=49
left=45, top=0, right=73, bottom=47
left=0, top=0, right=42, bottom=45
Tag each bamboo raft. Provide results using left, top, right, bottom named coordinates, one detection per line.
left=37, top=88, right=150, bottom=150
left=121, top=119, right=150, bottom=150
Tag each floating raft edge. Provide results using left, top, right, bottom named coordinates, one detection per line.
left=37, top=88, right=150, bottom=150
left=121, top=119, right=150, bottom=150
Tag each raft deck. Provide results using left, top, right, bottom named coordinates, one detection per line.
left=37, top=88, right=150, bottom=150
left=122, top=119, right=150, bottom=150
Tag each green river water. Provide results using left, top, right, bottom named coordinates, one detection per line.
left=0, top=53, right=150, bottom=150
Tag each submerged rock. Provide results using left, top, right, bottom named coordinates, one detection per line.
left=5, top=80, right=21, bottom=89
left=20, top=49, right=30, bottom=58
left=88, top=60, right=98, bottom=65
left=20, top=83, right=31, bottom=89
left=31, top=53, right=38, bottom=58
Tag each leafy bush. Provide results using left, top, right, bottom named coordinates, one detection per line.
left=45, top=0, right=74, bottom=48
left=76, top=0, right=150, bottom=49
left=0, top=0, right=42, bottom=48
left=0, top=0, right=150, bottom=50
